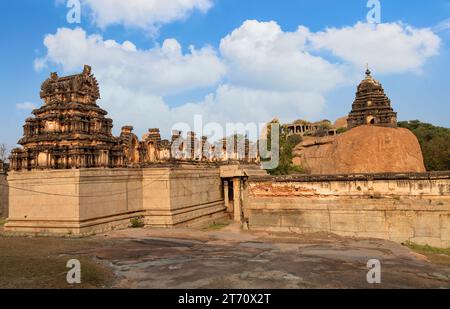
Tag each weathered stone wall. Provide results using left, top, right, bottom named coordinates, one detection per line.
left=143, top=165, right=227, bottom=227
left=5, top=169, right=141, bottom=235
left=78, top=169, right=144, bottom=232
left=245, top=172, right=450, bottom=248
left=170, top=167, right=226, bottom=227
left=5, top=164, right=227, bottom=235
left=0, top=168, right=7, bottom=218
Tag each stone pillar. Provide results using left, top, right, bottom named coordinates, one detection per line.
left=233, top=177, right=242, bottom=223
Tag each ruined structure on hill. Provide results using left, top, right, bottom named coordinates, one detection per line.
left=347, top=68, right=397, bottom=129
left=9, top=66, right=258, bottom=171
left=285, top=119, right=337, bottom=137
left=292, top=69, right=425, bottom=175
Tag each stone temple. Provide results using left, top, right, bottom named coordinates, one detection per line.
left=347, top=68, right=398, bottom=129
left=1, top=65, right=449, bottom=248
left=10, top=65, right=127, bottom=170
left=9, top=65, right=259, bottom=171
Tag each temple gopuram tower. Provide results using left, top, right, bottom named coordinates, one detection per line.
left=10, top=65, right=125, bottom=170
left=347, top=68, right=397, bottom=129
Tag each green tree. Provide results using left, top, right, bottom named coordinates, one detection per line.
left=264, top=124, right=304, bottom=175
left=336, top=127, right=348, bottom=134
left=398, top=120, right=450, bottom=171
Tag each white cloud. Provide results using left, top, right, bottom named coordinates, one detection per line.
left=35, top=27, right=226, bottom=96
left=16, top=102, right=37, bottom=111
left=34, top=20, right=441, bottom=139
left=310, top=22, right=440, bottom=74
left=220, top=20, right=348, bottom=93
left=81, top=0, right=213, bottom=34
left=97, top=84, right=326, bottom=141
left=175, top=85, right=326, bottom=125
left=433, top=18, right=450, bottom=33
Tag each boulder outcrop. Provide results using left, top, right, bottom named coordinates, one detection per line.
left=292, top=125, right=426, bottom=174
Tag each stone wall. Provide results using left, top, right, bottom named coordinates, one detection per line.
left=143, top=166, right=227, bottom=227
left=244, top=172, right=450, bottom=248
left=5, top=164, right=227, bottom=235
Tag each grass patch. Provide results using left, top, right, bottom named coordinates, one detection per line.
left=204, top=221, right=230, bottom=231
left=403, top=241, right=450, bottom=266
left=0, top=218, right=6, bottom=227
left=0, top=236, right=115, bottom=288
left=403, top=241, right=450, bottom=256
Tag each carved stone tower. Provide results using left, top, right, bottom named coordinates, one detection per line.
left=10, top=65, right=126, bottom=170
left=347, top=68, right=397, bottom=129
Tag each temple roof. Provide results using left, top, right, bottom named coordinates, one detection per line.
left=357, top=67, right=383, bottom=91
left=40, top=65, right=100, bottom=103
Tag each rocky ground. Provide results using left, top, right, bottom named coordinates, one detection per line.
left=0, top=223, right=449, bottom=289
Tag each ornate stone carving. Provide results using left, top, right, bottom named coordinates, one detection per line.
left=10, top=65, right=259, bottom=171
left=10, top=66, right=123, bottom=171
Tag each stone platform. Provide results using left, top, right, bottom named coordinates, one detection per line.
left=4, top=164, right=228, bottom=235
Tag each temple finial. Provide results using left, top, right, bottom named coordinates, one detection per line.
left=365, top=64, right=371, bottom=77
left=83, top=64, right=92, bottom=75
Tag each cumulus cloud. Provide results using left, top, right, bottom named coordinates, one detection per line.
left=220, top=20, right=348, bottom=93
left=97, top=84, right=325, bottom=141
left=34, top=20, right=441, bottom=139
left=310, top=22, right=440, bottom=74
left=34, top=27, right=226, bottom=96
left=16, top=102, right=37, bottom=111
left=81, top=0, right=213, bottom=34
left=175, top=85, right=326, bottom=125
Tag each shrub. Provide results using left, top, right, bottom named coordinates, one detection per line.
left=130, top=216, right=144, bottom=228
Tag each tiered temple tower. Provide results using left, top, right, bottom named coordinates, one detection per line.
left=9, top=65, right=260, bottom=171
left=347, top=68, right=397, bottom=129
left=10, top=65, right=126, bottom=170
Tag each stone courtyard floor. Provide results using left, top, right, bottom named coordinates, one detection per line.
left=0, top=223, right=449, bottom=289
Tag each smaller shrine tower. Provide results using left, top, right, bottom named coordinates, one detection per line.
left=347, top=67, right=397, bottom=129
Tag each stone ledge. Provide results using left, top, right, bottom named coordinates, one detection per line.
left=250, top=171, right=450, bottom=183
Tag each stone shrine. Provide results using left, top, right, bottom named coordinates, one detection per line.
left=347, top=68, right=397, bottom=129
left=9, top=65, right=126, bottom=170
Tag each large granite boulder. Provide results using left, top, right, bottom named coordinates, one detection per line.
left=292, top=125, right=426, bottom=174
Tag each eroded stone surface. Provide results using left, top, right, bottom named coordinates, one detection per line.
left=1, top=226, right=449, bottom=289
left=87, top=228, right=450, bottom=289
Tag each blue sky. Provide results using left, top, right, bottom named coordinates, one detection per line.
left=1, top=0, right=449, bottom=148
